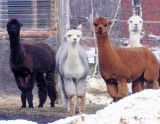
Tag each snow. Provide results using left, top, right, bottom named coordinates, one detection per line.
left=0, top=120, right=37, bottom=124
left=52, top=89, right=160, bottom=124
left=152, top=50, right=160, bottom=63
left=86, top=77, right=112, bottom=105
left=85, top=47, right=97, bottom=63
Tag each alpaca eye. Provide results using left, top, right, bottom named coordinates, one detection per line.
left=139, top=21, right=142, bottom=23
left=94, top=24, right=98, bottom=27
left=77, top=35, right=80, bottom=37
left=68, top=35, right=71, bottom=37
left=104, top=24, right=107, bottom=27
left=130, top=21, right=132, bottom=23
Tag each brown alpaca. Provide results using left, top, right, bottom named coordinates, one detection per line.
left=7, top=18, right=57, bottom=108
left=93, top=17, right=159, bottom=102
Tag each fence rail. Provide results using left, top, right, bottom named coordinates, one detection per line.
left=0, top=0, right=57, bottom=30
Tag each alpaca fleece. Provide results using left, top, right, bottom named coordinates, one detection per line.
left=127, top=15, right=143, bottom=47
left=93, top=17, right=159, bottom=102
left=56, top=28, right=89, bottom=115
left=7, top=18, right=57, bottom=108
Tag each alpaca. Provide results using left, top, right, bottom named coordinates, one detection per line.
left=127, top=15, right=160, bottom=87
left=93, top=17, right=159, bottom=102
left=127, top=15, right=143, bottom=92
left=56, top=28, right=89, bottom=115
left=7, top=18, right=57, bottom=108
left=127, top=15, right=143, bottom=47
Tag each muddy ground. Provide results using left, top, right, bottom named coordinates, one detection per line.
left=0, top=85, right=106, bottom=124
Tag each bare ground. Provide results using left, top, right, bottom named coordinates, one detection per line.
left=0, top=80, right=106, bottom=124
left=0, top=103, right=106, bottom=124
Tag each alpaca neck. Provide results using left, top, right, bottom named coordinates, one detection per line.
left=97, top=34, right=117, bottom=68
left=9, top=34, right=25, bottom=64
left=67, top=44, right=79, bottom=62
left=129, top=31, right=142, bottom=47
left=97, top=34, right=114, bottom=58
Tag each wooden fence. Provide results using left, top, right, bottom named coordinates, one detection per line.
left=0, top=0, right=57, bottom=30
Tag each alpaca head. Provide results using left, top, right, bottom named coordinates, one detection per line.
left=93, top=17, right=111, bottom=37
left=128, top=15, right=143, bottom=33
left=7, top=18, right=22, bottom=36
left=65, top=28, right=82, bottom=45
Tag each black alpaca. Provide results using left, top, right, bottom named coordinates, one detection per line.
left=7, top=18, right=57, bottom=108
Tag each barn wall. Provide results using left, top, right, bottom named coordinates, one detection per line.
left=0, top=0, right=57, bottom=30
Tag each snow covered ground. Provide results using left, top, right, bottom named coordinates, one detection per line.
left=52, top=89, right=160, bottom=124
left=85, top=47, right=96, bottom=63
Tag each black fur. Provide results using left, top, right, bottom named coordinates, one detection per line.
left=7, top=18, right=57, bottom=108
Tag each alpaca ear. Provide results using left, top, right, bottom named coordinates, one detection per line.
left=108, top=21, right=112, bottom=25
left=77, top=24, right=82, bottom=30
left=66, top=24, right=70, bottom=31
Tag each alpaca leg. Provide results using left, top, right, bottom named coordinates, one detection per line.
left=46, top=71, right=57, bottom=108
left=106, top=81, right=119, bottom=102
left=26, top=73, right=36, bottom=108
left=21, top=92, right=26, bottom=108
left=132, top=78, right=144, bottom=93
left=67, top=98, right=70, bottom=113
left=63, top=78, right=76, bottom=114
left=76, top=79, right=86, bottom=114
left=36, top=72, right=47, bottom=108
left=14, top=75, right=27, bottom=108
left=146, top=81, right=159, bottom=89
left=69, top=96, right=77, bottom=115
left=77, top=96, right=85, bottom=114
left=117, top=79, right=128, bottom=99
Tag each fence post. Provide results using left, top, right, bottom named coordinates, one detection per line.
left=32, top=0, right=37, bottom=30
left=0, top=0, right=2, bottom=30
left=50, top=0, right=55, bottom=29
left=58, top=0, right=70, bottom=47
left=57, top=0, right=70, bottom=105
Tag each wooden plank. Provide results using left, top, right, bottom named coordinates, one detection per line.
left=32, top=0, right=37, bottom=29
left=0, top=0, right=2, bottom=30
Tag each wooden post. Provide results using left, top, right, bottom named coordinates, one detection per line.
left=0, top=0, right=2, bottom=30
left=58, top=0, right=70, bottom=47
left=32, top=0, right=37, bottom=29
left=57, top=0, right=70, bottom=105
left=50, top=0, right=55, bottom=29
left=53, top=0, right=58, bottom=30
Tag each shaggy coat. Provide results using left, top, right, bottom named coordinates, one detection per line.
left=7, top=18, right=57, bottom=108
left=56, top=29, right=89, bottom=115
left=127, top=15, right=143, bottom=47
left=127, top=16, right=160, bottom=87
left=93, top=17, right=159, bottom=102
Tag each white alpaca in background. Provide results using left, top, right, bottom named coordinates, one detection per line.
left=127, top=15, right=143, bottom=94
left=127, top=15, right=143, bottom=47
left=127, top=15, right=160, bottom=89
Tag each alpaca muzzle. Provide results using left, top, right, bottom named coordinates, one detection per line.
left=98, top=27, right=103, bottom=34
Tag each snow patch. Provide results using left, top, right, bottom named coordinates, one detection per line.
left=52, top=89, right=160, bottom=124
left=87, top=77, right=107, bottom=93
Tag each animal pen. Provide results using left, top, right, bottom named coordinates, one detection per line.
left=0, top=0, right=159, bottom=123
left=0, top=0, right=159, bottom=102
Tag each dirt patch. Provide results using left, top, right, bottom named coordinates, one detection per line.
left=0, top=103, right=106, bottom=124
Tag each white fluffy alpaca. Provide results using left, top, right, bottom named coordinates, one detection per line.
left=127, top=15, right=143, bottom=47
left=56, top=27, right=89, bottom=115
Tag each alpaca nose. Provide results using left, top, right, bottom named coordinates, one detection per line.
left=98, top=27, right=103, bottom=33
left=73, top=38, right=77, bottom=43
left=134, top=24, right=138, bottom=26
